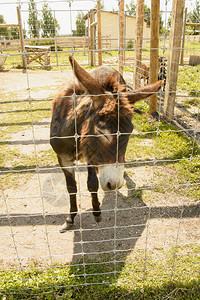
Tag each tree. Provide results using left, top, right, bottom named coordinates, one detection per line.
left=27, top=0, right=40, bottom=38
left=41, top=2, right=60, bottom=37
left=167, top=13, right=172, bottom=30
left=144, top=5, right=164, bottom=33
left=10, top=27, right=19, bottom=39
left=168, top=1, right=200, bottom=35
left=187, top=0, right=200, bottom=35
left=159, top=14, right=164, bottom=34
left=0, top=15, right=9, bottom=37
left=125, top=2, right=164, bottom=33
left=144, top=5, right=150, bottom=26
left=94, top=2, right=104, bottom=10
left=76, top=12, right=85, bottom=36
left=125, top=1, right=151, bottom=25
left=125, top=0, right=136, bottom=16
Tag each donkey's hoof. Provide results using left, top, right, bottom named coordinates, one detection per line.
left=59, top=221, right=73, bottom=233
left=94, top=214, right=102, bottom=223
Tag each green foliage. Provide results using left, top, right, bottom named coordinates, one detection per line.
left=167, top=13, right=172, bottom=30
left=144, top=5, right=151, bottom=26
left=178, top=65, right=200, bottom=97
left=27, top=0, right=60, bottom=39
left=41, top=2, right=60, bottom=38
left=167, top=4, right=200, bottom=35
left=29, top=38, right=63, bottom=51
left=128, top=111, right=198, bottom=159
left=0, top=16, right=26, bottom=40
left=93, top=2, right=105, bottom=10
left=187, top=0, right=200, bottom=35
left=0, top=254, right=199, bottom=299
left=125, top=3, right=164, bottom=33
left=27, top=0, right=40, bottom=38
left=126, top=4, right=151, bottom=27
left=0, top=60, right=200, bottom=299
left=0, top=15, right=9, bottom=37
left=125, top=0, right=136, bottom=16
left=76, top=12, right=85, bottom=37
left=126, top=100, right=200, bottom=200
left=9, top=27, right=19, bottom=40
left=29, top=39, right=54, bottom=46
left=184, top=97, right=200, bottom=108
left=127, top=39, right=134, bottom=49
left=144, top=6, right=164, bottom=33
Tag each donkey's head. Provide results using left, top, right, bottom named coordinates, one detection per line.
left=69, top=56, right=161, bottom=191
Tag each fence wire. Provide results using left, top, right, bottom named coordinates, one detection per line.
left=0, top=0, right=200, bottom=297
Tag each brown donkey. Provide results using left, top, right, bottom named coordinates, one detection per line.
left=50, top=56, right=161, bottom=232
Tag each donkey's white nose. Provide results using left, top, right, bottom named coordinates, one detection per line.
left=98, top=164, right=124, bottom=191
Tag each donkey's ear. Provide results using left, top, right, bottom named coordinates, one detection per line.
left=69, top=56, right=106, bottom=109
left=126, top=80, right=162, bottom=104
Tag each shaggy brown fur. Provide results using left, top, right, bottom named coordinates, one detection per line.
left=50, top=56, right=161, bottom=231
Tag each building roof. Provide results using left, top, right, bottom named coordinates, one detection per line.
left=83, top=10, right=137, bottom=21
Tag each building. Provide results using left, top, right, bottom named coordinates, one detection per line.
left=84, top=10, right=151, bottom=50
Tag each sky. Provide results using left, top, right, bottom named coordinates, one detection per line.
left=0, top=0, right=197, bottom=36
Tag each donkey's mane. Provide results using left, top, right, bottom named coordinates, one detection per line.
left=99, top=94, right=133, bottom=117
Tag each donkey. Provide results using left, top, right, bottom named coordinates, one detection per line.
left=50, top=56, right=161, bottom=232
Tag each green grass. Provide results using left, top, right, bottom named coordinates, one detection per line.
left=183, top=97, right=200, bottom=109
left=2, top=39, right=199, bottom=70
left=0, top=245, right=199, bottom=299
left=0, top=99, right=51, bottom=137
left=0, top=82, right=200, bottom=196
left=0, top=89, right=54, bottom=190
left=0, top=62, right=200, bottom=298
left=178, top=65, right=200, bottom=98
left=126, top=101, right=200, bottom=200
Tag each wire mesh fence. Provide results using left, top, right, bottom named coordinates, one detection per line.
left=0, top=0, right=199, bottom=298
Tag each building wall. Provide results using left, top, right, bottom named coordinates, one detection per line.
left=125, top=15, right=150, bottom=42
left=100, top=12, right=119, bottom=49
left=91, top=11, right=151, bottom=49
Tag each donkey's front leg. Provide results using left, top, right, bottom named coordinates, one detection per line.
left=58, top=155, right=77, bottom=232
left=87, top=167, right=102, bottom=222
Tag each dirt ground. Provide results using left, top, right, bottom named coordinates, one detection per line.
left=0, top=68, right=199, bottom=271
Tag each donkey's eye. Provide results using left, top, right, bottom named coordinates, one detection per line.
left=94, top=127, right=113, bottom=143
left=97, top=121, right=106, bottom=128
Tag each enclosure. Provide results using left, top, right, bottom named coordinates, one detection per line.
left=0, top=0, right=200, bottom=298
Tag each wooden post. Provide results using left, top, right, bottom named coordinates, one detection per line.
left=90, top=10, right=94, bottom=66
left=54, top=10, right=58, bottom=66
left=17, top=6, right=26, bottom=69
left=134, top=0, right=144, bottom=89
left=83, top=37, right=86, bottom=55
left=180, top=8, right=187, bottom=65
left=97, top=0, right=102, bottom=66
left=106, top=36, right=108, bottom=50
left=119, top=0, right=125, bottom=75
left=87, top=13, right=90, bottom=65
left=164, top=0, right=184, bottom=120
left=0, top=24, right=20, bottom=27
left=149, top=0, right=160, bottom=114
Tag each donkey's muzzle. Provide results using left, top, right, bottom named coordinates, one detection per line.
left=98, top=164, right=124, bottom=191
